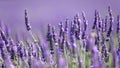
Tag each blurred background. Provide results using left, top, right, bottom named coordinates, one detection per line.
left=0, top=0, right=120, bottom=36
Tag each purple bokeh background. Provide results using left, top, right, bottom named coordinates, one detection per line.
left=0, top=0, right=120, bottom=34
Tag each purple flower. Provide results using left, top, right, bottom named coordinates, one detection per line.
left=104, top=16, right=108, bottom=32
left=52, top=26, right=57, bottom=43
left=24, top=10, right=31, bottom=31
left=92, top=10, right=98, bottom=29
left=64, top=19, right=69, bottom=34
left=0, top=29, right=8, bottom=45
left=91, top=46, right=100, bottom=68
left=46, top=24, right=54, bottom=53
left=46, top=24, right=51, bottom=41
left=117, top=15, right=120, bottom=35
left=59, top=22, right=64, bottom=37
left=56, top=50, right=66, bottom=68
left=106, top=6, right=113, bottom=38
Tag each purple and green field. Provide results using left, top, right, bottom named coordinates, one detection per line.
left=0, top=0, right=120, bottom=68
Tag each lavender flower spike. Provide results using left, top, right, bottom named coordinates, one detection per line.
left=82, top=11, right=88, bottom=31
left=82, top=11, right=88, bottom=39
left=106, top=6, right=113, bottom=38
left=92, top=9, right=98, bottom=29
left=104, top=16, right=108, bottom=32
left=117, top=15, right=120, bottom=36
left=0, top=29, right=8, bottom=45
left=24, top=9, right=31, bottom=31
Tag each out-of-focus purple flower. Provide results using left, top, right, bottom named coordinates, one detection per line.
left=56, top=50, right=66, bottom=68
left=86, top=31, right=96, bottom=52
left=39, top=60, right=46, bottom=68
left=91, top=46, right=100, bottom=68
left=0, top=29, right=8, bottom=45
left=0, top=38, right=14, bottom=68
left=78, top=55, right=82, bottom=68
left=28, top=55, right=46, bottom=68
left=91, top=46, right=99, bottom=54
left=44, top=50, right=54, bottom=65
left=71, top=42, right=77, bottom=57
left=57, top=56, right=66, bottom=68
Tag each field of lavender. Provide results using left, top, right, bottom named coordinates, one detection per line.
left=0, top=6, right=119, bottom=68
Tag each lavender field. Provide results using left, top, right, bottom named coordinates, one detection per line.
left=0, top=1, right=120, bottom=68
left=0, top=6, right=119, bottom=68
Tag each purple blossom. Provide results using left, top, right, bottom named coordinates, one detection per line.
left=24, top=10, right=31, bottom=31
